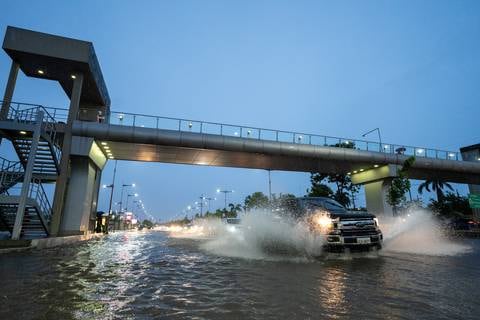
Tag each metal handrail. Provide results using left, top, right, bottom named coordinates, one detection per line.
left=3, top=102, right=62, bottom=164
left=1, top=100, right=462, bottom=161
left=29, top=179, right=52, bottom=223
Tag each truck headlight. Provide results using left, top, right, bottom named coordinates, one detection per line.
left=313, top=214, right=333, bottom=232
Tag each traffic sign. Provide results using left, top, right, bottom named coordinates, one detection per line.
left=468, top=194, right=480, bottom=209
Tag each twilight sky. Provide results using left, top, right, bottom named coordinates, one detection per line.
left=1, top=0, right=479, bottom=221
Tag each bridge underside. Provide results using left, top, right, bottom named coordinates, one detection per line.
left=99, top=141, right=480, bottom=185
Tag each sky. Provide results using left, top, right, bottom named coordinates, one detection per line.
left=0, top=0, right=479, bottom=221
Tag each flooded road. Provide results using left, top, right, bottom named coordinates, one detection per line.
left=1, top=230, right=479, bottom=319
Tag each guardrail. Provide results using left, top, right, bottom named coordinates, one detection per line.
left=1, top=101, right=462, bottom=161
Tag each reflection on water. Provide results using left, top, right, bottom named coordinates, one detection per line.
left=0, top=231, right=479, bottom=320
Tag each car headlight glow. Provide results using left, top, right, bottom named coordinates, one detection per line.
left=313, top=213, right=333, bottom=232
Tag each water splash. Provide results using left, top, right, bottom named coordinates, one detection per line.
left=163, top=212, right=325, bottom=260
left=380, top=207, right=471, bottom=256
left=161, top=207, right=471, bottom=259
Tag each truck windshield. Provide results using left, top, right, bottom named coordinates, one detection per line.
left=324, top=200, right=347, bottom=212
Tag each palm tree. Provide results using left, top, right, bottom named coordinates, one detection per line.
left=418, top=179, right=454, bottom=202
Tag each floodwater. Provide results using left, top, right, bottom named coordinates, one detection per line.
left=1, top=213, right=480, bottom=320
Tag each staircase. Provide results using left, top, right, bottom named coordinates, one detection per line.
left=0, top=204, right=48, bottom=238
left=0, top=103, right=60, bottom=239
left=12, top=138, right=59, bottom=176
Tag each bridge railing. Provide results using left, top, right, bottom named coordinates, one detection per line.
left=1, top=101, right=461, bottom=161
left=107, top=110, right=461, bottom=161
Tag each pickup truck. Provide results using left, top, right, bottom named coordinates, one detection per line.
left=284, top=197, right=383, bottom=252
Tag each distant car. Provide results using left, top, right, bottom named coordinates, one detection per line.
left=448, top=218, right=479, bottom=231
left=222, top=217, right=242, bottom=233
left=281, top=197, right=383, bottom=252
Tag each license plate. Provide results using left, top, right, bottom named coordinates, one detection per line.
left=357, top=237, right=371, bottom=244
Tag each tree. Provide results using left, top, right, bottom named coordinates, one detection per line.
left=244, top=192, right=270, bottom=211
left=306, top=141, right=360, bottom=207
left=307, top=174, right=334, bottom=198
left=418, top=179, right=454, bottom=202
left=142, top=219, right=154, bottom=229
left=386, top=156, right=415, bottom=215
left=226, top=203, right=243, bottom=217
left=307, top=172, right=359, bottom=208
left=428, top=191, right=472, bottom=218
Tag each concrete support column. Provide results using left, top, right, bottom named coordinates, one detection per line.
left=364, top=179, right=394, bottom=217
left=0, top=61, right=20, bottom=120
left=50, top=73, right=84, bottom=236
left=11, top=111, right=43, bottom=240
left=59, top=156, right=101, bottom=236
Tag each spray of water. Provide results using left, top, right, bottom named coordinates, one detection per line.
left=380, top=207, right=471, bottom=256
left=163, top=211, right=325, bottom=260
left=160, top=206, right=471, bottom=260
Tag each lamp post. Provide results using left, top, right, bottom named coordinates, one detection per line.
left=126, top=193, right=138, bottom=212
left=216, top=189, right=234, bottom=211
left=204, top=196, right=215, bottom=212
left=102, top=160, right=118, bottom=233
left=362, top=128, right=383, bottom=152
left=119, top=183, right=135, bottom=212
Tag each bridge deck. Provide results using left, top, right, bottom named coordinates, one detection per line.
left=1, top=102, right=480, bottom=184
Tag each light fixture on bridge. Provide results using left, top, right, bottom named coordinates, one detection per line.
left=37, top=69, right=44, bottom=75
left=19, top=130, right=27, bottom=135
left=234, top=132, right=239, bottom=136
left=478, top=157, right=480, bottom=161
left=374, top=164, right=379, bottom=168
left=247, top=130, right=251, bottom=136
left=71, top=74, right=76, bottom=79
left=360, top=169, right=364, bottom=172
left=347, top=172, right=351, bottom=175
left=353, top=170, right=358, bottom=174
left=298, top=136, right=303, bottom=142
left=416, top=149, right=424, bottom=154
left=448, top=153, right=455, bottom=158
left=101, top=142, right=107, bottom=146
left=188, top=122, right=193, bottom=129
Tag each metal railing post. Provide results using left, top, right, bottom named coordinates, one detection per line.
left=11, top=110, right=43, bottom=240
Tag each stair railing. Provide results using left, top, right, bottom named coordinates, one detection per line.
left=4, top=102, right=62, bottom=167
left=0, top=157, right=24, bottom=193
left=29, top=179, right=53, bottom=227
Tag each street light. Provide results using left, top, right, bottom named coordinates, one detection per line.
left=119, top=183, right=135, bottom=212
left=203, top=196, right=216, bottom=212
left=216, top=188, right=234, bottom=211
left=102, top=160, right=118, bottom=234
left=362, top=127, right=383, bottom=152
left=126, top=193, right=138, bottom=212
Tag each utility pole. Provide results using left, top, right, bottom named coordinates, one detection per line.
left=268, top=170, right=272, bottom=201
